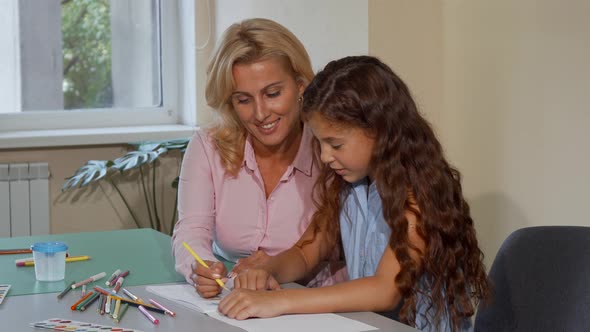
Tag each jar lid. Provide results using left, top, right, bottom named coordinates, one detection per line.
left=31, top=242, right=68, bottom=253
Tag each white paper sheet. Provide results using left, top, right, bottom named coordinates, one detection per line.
left=145, top=284, right=220, bottom=313
left=146, top=284, right=377, bottom=332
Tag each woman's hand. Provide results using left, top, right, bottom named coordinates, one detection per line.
left=191, top=260, right=228, bottom=298
left=218, top=288, right=288, bottom=320
left=233, top=268, right=280, bottom=291
left=230, top=250, right=271, bottom=277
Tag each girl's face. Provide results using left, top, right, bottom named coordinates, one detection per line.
left=308, top=113, right=376, bottom=183
left=231, top=57, right=304, bottom=151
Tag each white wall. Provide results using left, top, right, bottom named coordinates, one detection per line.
left=214, top=0, right=368, bottom=71
left=195, top=0, right=369, bottom=125
left=441, top=0, right=590, bottom=267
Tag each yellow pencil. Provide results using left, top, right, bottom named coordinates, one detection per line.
left=18, top=255, right=91, bottom=267
left=182, top=242, right=229, bottom=291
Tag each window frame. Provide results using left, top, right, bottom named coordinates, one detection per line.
left=0, top=0, right=195, bottom=149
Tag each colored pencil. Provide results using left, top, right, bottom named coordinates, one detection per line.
left=105, top=295, right=111, bottom=314
left=97, top=294, right=105, bottom=314
left=92, top=286, right=164, bottom=314
left=112, top=299, right=121, bottom=319
left=149, top=298, right=176, bottom=317
left=111, top=270, right=129, bottom=285
left=16, top=253, right=70, bottom=265
left=0, top=248, right=32, bottom=255
left=81, top=291, right=100, bottom=311
left=17, top=255, right=91, bottom=267
left=139, top=305, right=159, bottom=325
left=122, top=288, right=142, bottom=302
left=182, top=242, right=229, bottom=291
left=77, top=291, right=98, bottom=311
left=115, top=303, right=129, bottom=323
left=71, top=272, right=106, bottom=289
left=71, top=291, right=93, bottom=310
left=106, top=269, right=121, bottom=286
left=57, top=281, right=75, bottom=299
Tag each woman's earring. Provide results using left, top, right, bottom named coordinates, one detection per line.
left=298, top=96, right=303, bottom=103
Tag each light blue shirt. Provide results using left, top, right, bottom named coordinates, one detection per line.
left=339, top=178, right=472, bottom=332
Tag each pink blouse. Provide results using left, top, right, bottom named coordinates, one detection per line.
left=172, top=126, right=318, bottom=281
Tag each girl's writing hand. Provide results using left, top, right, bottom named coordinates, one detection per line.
left=234, top=268, right=280, bottom=291
left=218, top=289, right=288, bottom=320
left=192, top=260, right=228, bottom=298
left=230, top=250, right=271, bottom=277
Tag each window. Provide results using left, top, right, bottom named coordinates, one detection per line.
left=0, top=0, right=195, bottom=148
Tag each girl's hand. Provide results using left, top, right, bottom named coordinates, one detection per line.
left=234, top=268, right=281, bottom=291
left=230, top=250, right=271, bottom=277
left=191, top=261, right=228, bottom=298
left=218, top=289, right=288, bottom=320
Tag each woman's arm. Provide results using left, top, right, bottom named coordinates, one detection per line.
left=171, top=132, right=217, bottom=283
left=233, top=216, right=334, bottom=289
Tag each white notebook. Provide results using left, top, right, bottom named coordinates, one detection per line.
left=146, top=283, right=377, bottom=332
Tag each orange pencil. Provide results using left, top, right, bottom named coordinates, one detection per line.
left=0, top=248, right=32, bottom=255
left=71, top=291, right=93, bottom=310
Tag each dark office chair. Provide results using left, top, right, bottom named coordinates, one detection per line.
left=475, top=226, right=590, bottom=332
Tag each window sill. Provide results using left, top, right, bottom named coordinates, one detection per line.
left=0, top=125, right=196, bottom=149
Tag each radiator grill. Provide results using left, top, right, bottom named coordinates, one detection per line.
left=0, top=162, right=50, bottom=237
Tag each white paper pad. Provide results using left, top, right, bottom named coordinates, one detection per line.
left=146, top=284, right=377, bottom=332
left=146, top=284, right=220, bottom=313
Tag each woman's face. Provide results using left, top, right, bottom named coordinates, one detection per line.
left=231, top=57, right=304, bottom=151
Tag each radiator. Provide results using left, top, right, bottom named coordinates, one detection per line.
left=0, top=163, right=50, bottom=237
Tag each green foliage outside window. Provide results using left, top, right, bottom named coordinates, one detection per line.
left=62, top=0, right=113, bottom=109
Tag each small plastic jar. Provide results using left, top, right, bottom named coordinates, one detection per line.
left=31, top=242, right=68, bottom=281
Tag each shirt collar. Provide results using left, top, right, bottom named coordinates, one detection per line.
left=243, top=135, right=257, bottom=171
left=242, top=124, right=314, bottom=177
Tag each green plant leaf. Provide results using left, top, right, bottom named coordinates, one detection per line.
left=132, top=139, right=190, bottom=152
left=136, top=142, right=161, bottom=152
left=161, top=139, right=190, bottom=150
left=112, top=151, right=158, bottom=171
left=62, top=160, right=110, bottom=190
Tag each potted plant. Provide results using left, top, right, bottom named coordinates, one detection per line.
left=62, top=138, right=190, bottom=235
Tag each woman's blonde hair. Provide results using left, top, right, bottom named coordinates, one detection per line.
left=205, top=18, right=314, bottom=175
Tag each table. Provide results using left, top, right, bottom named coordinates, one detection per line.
left=1, top=284, right=418, bottom=332
left=0, top=229, right=184, bottom=296
left=0, top=229, right=418, bottom=331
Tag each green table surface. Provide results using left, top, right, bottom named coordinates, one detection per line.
left=0, top=228, right=184, bottom=297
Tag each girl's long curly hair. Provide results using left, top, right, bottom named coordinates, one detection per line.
left=301, top=56, right=490, bottom=329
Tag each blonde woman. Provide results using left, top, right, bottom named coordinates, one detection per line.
left=172, top=18, right=342, bottom=298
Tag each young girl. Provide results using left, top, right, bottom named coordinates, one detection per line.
left=218, top=56, right=490, bottom=331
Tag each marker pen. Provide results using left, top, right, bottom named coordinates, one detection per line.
left=106, top=269, right=121, bottom=286
left=72, top=272, right=107, bottom=289
left=139, top=305, right=159, bottom=325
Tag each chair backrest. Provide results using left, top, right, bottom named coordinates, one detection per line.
left=475, top=226, right=590, bottom=332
